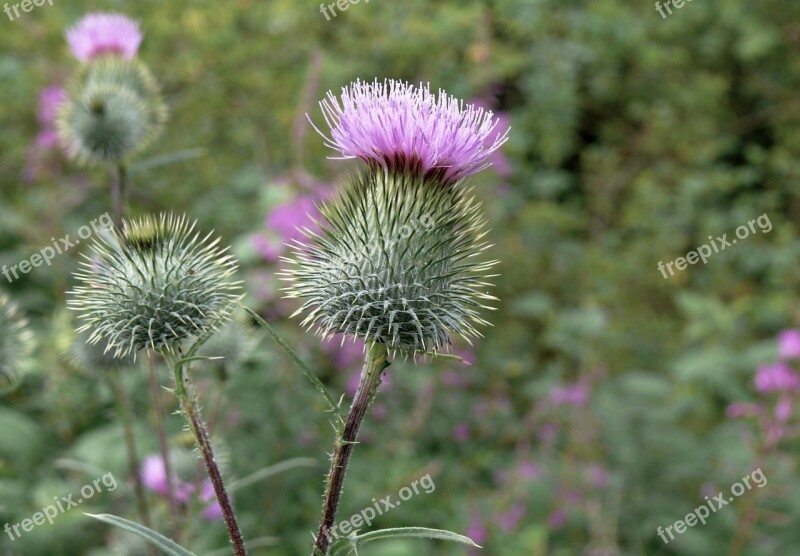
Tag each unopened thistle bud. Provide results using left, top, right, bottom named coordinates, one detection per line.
left=68, top=214, right=242, bottom=359
left=284, top=80, right=508, bottom=355
left=0, top=294, right=35, bottom=395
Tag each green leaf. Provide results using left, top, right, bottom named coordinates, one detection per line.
left=229, top=457, right=317, bottom=492
left=243, top=305, right=339, bottom=413
left=329, top=527, right=481, bottom=555
left=84, top=513, right=196, bottom=556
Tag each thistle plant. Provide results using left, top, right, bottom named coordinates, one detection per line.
left=57, top=12, right=167, bottom=224
left=0, top=293, right=35, bottom=396
left=68, top=213, right=248, bottom=555
left=283, top=79, right=508, bottom=555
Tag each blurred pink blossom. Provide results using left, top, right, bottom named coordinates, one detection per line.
left=775, top=397, right=793, bottom=422
left=496, top=502, right=526, bottom=532
left=754, top=363, right=800, bottom=393
left=200, top=482, right=224, bottom=521
left=466, top=511, right=488, bottom=548
left=550, top=380, right=589, bottom=407
left=253, top=194, right=324, bottom=262
left=323, top=337, right=365, bottom=375
left=140, top=455, right=194, bottom=502
left=778, top=329, right=800, bottom=360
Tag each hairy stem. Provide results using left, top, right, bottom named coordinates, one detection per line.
left=311, top=342, right=390, bottom=556
left=166, top=355, right=248, bottom=556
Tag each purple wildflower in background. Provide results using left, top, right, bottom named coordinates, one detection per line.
left=253, top=194, right=324, bottom=262
left=754, top=363, right=800, bottom=393
left=550, top=380, right=590, bottom=407
left=496, top=502, right=526, bottom=532
left=322, top=336, right=365, bottom=372
left=200, top=482, right=224, bottom=521
left=24, top=87, right=67, bottom=182
left=778, top=329, right=800, bottom=360
left=141, top=454, right=194, bottom=502
left=466, top=511, right=488, bottom=551
left=311, top=79, right=510, bottom=186
left=66, top=13, right=143, bottom=63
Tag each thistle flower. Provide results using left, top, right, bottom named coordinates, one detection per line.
left=0, top=294, right=34, bottom=396
left=68, top=213, right=241, bottom=358
left=312, top=79, right=509, bottom=186
left=285, top=81, right=503, bottom=355
left=66, top=13, right=143, bottom=63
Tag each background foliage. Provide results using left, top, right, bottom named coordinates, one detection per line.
left=2, top=0, right=800, bottom=554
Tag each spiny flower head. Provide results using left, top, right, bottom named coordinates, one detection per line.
left=57, top=57, right=166, bottom=166
left=0, top=294, right=35, bottom=396
left=311, top=79, right=510, bottom=186
left=57, top=82, right=150, bottom=165
left=282, top=169, right=498, bottom=355
left=68, top=214, right=241, bottom=358
left=66, top=12, right=143, bottom=63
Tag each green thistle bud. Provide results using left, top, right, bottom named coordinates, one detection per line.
left=81, top=57, right=162, bottom=102
left=57, top=58, right=166, bottom=166
left=57, top=82, right=150, bottom=165
left=0, top=294, right=35, bottom=396
left=282, top=169, right=498, bottom=355
left=68, top=213, right=242, bottom=358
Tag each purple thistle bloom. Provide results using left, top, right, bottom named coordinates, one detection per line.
left=754, top=363, right=800, bottom=393
left=66, top=13, right=143, bottom=63
left=778, top=329, right=800, bottom=360
left=311, top=79, right=510, bottom=186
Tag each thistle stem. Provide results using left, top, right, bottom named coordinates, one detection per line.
left=146, top=352, right=181, bottom=540
left=166, top=355, right=248, bottom=556
left=311, top=342, right=390, bottom=556
left=111, top=163, right=128, bottom=228
left=107, top=371, right=153, bottom=533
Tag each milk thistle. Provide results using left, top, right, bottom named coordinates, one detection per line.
left=285, top=79, right=508, bottom=555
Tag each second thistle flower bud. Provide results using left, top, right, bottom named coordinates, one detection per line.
left=68, top=214, right=242, bottom=359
